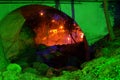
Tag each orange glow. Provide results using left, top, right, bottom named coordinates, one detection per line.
left=49, top=29, right=58, bottom=34
left=51, top=19, right=55, bottom=22
left=34, top=23, right=84, bottom=46
left=52, top=29, right=57, bottom=33
left=61, top=30, right=65, bottom=32
left=42, top=37, right=47, bottom=40
left=59, top=26, right=64, bottom=29
left=80, top=33, right=84, bottom=39
left=67, top=37, right=70, bottom=41
left=49, top=30, right=52, bottom=33
left=40, top=12, right=44, bottom=16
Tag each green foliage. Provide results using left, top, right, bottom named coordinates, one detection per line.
left=2, top=71, right=19, bottom=80
left=23, top=67, right=37, bottom=74
left=0, top=63, right=21, bottom=80
left=19, top=72, right=39, bottom=80
left=33, top=62, right=49, bottom=75
left=0, top=72, right=2, bottom=80
left=7, top=63, right=22, bottom=73
left=101, top=47, right=111, bottom=57
left=0, top=54, right=120, bottom=80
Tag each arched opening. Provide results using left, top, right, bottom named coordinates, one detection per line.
left=0, top=5, right=89, bottom=70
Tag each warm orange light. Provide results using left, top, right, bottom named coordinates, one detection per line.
left=40, top=12, right=44, bottom=16
left=59, top=26, right=63, bottom=29
left=67, top=37, right=70, bottom=41
left=51, top=19, right=55, bottom=22
left=42, top=37, right=47, bottom=40
left=61, top=30, right=65, bottom=32
left=49, top=30, right=52, bottom=33
left=49, top=29, right=58, bottom=34
left=81, top=33, right=84, bottom=39
left=53, top=29, right=57, bottom=33
left=34, top=23, right=84, bottom=46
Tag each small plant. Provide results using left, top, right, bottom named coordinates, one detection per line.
left=6, top=63, right=22, bottom=73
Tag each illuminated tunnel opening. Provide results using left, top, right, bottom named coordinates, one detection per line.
left=0, top=5, right=89, bottom=69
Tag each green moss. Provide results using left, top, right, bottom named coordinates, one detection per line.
left=2, top=71, right=19, bottom=80
left=23, top=67, right=37, bottom=74
left=33, top=62, right=49, bottom=75
left=19, top=72, right=39, bottom=80
left=1, top=64, right=21, bottom=80
left=7, top=63, right=22, bottom=73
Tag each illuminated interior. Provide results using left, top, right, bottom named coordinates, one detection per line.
left=19, top=5, right=88, bottom=68
left=23, top=6, right=85, bottom=46
left=34, top=16, right=84, bottom=46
